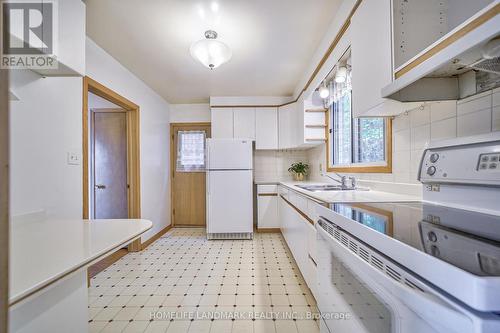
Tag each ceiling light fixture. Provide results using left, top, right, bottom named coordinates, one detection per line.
left=210, top=1, right=219, bottom=13
left=190, top=30, right=232, bottom=70
left=319, top=83, right=329, bottom=99
left=335, top=66, right=347, bottom=83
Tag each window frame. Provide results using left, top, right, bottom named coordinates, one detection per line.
left=326, top=106, right=393, bottom=174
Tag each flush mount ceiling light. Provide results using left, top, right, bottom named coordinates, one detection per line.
left=190, top=30, right=232, bottom=70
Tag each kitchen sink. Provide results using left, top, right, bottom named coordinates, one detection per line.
left=295, top=184, right=355, bottom=192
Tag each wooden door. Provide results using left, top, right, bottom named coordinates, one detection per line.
left=92, top=110, right=129, bottom=219
left=171, top=123, right=211, bottom=226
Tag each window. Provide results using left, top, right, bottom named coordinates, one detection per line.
left=176, top=130, right=206, bottom=172
left=326, top=64, right=391, bottom=172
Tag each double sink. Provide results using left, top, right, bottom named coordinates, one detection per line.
left=295, top=184, right=356, bottom=192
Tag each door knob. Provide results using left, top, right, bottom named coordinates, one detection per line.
left=95, top=184, right=106, bottom=189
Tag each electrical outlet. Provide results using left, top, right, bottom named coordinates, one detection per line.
left=67, top=151, right=81, bottom=165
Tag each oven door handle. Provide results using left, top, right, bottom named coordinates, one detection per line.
left=317, top=224, right=472, bottom=333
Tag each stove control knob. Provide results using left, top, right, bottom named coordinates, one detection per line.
left=430, top=153, right=439, bottom=163
left=427, top=231, right=437, bottom=242
left=427, top=166, right=436, bottom=176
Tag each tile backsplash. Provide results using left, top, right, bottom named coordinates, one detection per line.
left=306, top=87, right=500, bottom=186
left=254, top=150, right=309, bottom=183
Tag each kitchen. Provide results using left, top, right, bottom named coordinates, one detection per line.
left=2, top=0, right=500, bottom=333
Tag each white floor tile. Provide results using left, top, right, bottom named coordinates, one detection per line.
left=89, top=228, right=316, bottom=333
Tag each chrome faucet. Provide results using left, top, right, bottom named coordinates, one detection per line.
left=321, top=172, right=356, bottom=190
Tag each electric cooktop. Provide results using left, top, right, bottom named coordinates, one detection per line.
left=328, top=202, right=500, bottom=277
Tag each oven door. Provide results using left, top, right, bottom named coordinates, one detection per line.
left=316, top=218, right=483, bottom=333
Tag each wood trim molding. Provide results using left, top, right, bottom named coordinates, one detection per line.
left=280, top=195, right=315, bottom=226
left=89, top=224, right=173, bottom=283
left=395, top=3, right=500, bottom=79
left=256, top=228, right=281, bottom=233
left=90, top=108, right=126, bottom=113
left=87, top=248, right=128, bottom=282
left=140, top=224, right=173, bottom=250
left=210, top=0, right=363, bottom=109
left=83, top=76, right=142, bottom=251
left=257, top=193, right=278, bottom=197
left=0, top=68, right=8, bottom=333
left=170, top=122, right=213, bottom=127
left=326, top=118, right=393, bottom=174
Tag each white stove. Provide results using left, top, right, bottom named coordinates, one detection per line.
left=316, top=132, right=500, bottom=333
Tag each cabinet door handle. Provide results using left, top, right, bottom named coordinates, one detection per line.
left=95, top=184, right=106, bottom=190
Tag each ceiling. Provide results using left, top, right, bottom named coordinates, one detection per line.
left=85, top=0, right=341, bottom=104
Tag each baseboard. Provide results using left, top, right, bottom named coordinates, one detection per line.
left=140, top=224, right=172, bottom=250
left=256, top=227, right=281, bottom=233
left=87, top=248, right=128, bottom=284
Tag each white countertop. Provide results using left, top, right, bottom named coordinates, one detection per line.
left=9, top=218, right=152, bottom=305
left=280, top=181, right=421, bottom=203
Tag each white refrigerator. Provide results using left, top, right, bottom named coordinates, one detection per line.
left=206, top=138, right=253, bottom=240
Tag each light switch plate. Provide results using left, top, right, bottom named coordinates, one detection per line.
left=67, top=152, right=81, bottom=165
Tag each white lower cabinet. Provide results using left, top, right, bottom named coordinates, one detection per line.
left=278, top=186, right=319, bottom=299
left=257, top=185, right=279, bottom=229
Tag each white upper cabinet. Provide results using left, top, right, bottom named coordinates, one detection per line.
left=278, top=103, right=295, bottom=149
left=350, top=0, right=393, bottom=117
left=233, top=108, right=256, bottom=140
left=211, top=108, right=234, bottom=139
left=255, top=107, right=278, bottom=150
left=211, top=100, right=324, bottom=149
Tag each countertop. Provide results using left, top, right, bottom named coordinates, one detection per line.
left=279, top=181, right=421, bottom=203
left=10, top=218, right=152, bottom=305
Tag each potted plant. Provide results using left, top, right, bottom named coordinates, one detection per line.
left=288, top=162, right=309, bottom=181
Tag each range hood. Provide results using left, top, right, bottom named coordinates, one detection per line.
left=382, top=3, right=500, bottom=102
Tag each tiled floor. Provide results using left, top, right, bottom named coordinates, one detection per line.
left=88, top=228, right=319, bottom=333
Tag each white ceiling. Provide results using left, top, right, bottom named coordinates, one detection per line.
left=85, top=0, right=341, bottom=104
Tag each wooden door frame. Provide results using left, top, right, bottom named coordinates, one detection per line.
left=83, top=76, right=141, bottom=251
left=170, top=122, right=211, bottom=227
left=0, top=66, right=9, bottom=333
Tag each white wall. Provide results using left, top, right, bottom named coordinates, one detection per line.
left=170, top=104, right=210, bottom=123
left=293, top=0, right=357, bottom=99
left=254, top=150, right=309, bottom=183
left=9, top=70, right=83, bottom=219
left=86, top=38, right=171, bottom=241
left=88, top=92, right=122, bottom=109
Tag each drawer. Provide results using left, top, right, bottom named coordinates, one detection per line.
left=257, top=184, right=278, bottom=194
